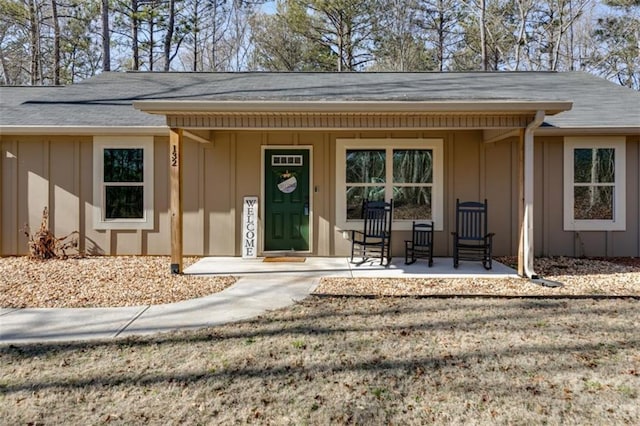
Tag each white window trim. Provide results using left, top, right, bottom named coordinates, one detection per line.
left=336, top=138, right=444, bottom=231
left=563, top=136, right=626, bottom=231
left=93, top=136, right=154, bottom=230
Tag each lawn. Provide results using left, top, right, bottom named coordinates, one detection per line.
left=1, top=296, right=638, bottom=424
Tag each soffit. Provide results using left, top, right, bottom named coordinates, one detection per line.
left=164, top=112, right=537, bottom=130
left=133, top=100, right=571, bottom=130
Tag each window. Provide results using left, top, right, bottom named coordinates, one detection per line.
left=93, top=136, right=154, bottom=230
left=272, top=155, right=303, bottom=166
left=337, top=139, right=443, bottom=231
left=563, top=136, right=626, bottom=231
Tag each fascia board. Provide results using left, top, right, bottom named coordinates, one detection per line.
left=535, top=127, right=640, bottom=136
left=0, top=126, right=168, bottom=136
left=133, top=100, right=573, bottom=115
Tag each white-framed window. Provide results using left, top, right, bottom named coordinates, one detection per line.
left=563, top=136, right=626, bottom=231
left=336, top=138, right=444, bottom=231
left=93, top=136, right=154, bottom=230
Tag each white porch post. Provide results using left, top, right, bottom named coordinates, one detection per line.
left=169, top=128, right=183, bottom=274
left=519, top=111, right=545, bottom=278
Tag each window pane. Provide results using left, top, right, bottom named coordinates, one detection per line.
left=346, top=150, right=385, bottom=184
left=104, top=148, right=144, bottom=183
left=346, top=186, right=385, bottom=219
left=105, top=186, right=144, bottom=219
left=574, top=186, right=613, bottom=220
left=393, top=150, right=433, bottom=183
left=574, top=148, right=615, bottom=184
left=393, top=186, right=432, bottom=220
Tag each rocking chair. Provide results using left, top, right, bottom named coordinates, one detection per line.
left=405, top=221, right=434, bottom=267
left=350, top=199, right=393, bottom=266
left=452, top=199, right=494, bottom=270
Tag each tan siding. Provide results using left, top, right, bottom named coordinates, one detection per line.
left=1, top=135, right=168, bottom=256
left=485, top=138, right=516, bottom=256
left=80, top=139, right=107, bottom=255
left=534, top=136, right=543, bottom=256
left=110, top=230, right=139, bottom=255
left=205, top=132, right=235, bottom=255
left=535, top=137, right=571, bottom=255
left=533, top=136, right=640, bottom=258
left=265, top=132, right=294, bottom=145
left=50, top=140, right=80, bottom=241
left=1, top=139, right=19, bottom=254
left=0, top=139, right=2, bottom=254
left=299, top=132, right=327, bottom=254
left=318, top=132, right=334, bottom=256
left=612, top=137, right=639, bottom=256
left=21, top=140, right=49, bottom=254
left=3, top=131, right=638, bottom=258
left=446, top=131, right=487, bottom=256
left=145, top=137, right=170, bottom=255
left=451, top=131, right=481, bottom=201
left=182, top=139, right=204, bottom=255
left=234, top=133, right=262, bottom=256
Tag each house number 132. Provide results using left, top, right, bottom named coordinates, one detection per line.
left=171, top=145, right=178, bottom=167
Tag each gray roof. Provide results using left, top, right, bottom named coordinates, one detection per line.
left=1, top=71, right=639, bottom=130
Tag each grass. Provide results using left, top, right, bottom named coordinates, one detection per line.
left=1, top=296, right=639, bottom=424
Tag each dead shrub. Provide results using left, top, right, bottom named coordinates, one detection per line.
left=21, top=207, right=78, bottom=259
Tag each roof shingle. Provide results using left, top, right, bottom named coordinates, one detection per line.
left=1, top=71, right=638, bottom=129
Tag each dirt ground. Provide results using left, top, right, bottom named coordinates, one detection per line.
left=1, top=296, right=638, bottom=424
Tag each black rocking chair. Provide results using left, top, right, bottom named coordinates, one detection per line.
left=405, top=221, right=434, bottom=267
left=452, top=199, right=494, bottom=270
left=350, top=199, right=393, bottom=266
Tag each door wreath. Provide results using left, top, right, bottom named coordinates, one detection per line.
left=276, top=170, right=298, bottom=194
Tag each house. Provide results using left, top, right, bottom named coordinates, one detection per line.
left=1, top=71, right=639, bottom=276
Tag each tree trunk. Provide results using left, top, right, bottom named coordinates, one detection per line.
left=101, top=0, right=111, bottom=71
left=193, top=1, right=199, bottom=71
left=50, top=0, right=60, bottom=84
left=0, top=47, right=10, bottom=84
left=337, top=11, right=344, bottom=72
left=437, top=1, right=445, bottom=72
left=479, top=0, right=488, bottom=71
left=132, top=0, right=140, bottom=70
left=163, top=0, right=175, bottom=71
left=514, top=0, right=529, bottom=71
left=149, top=12, right=155, bottom=71
left=28, top=0, right=40, bottom=85
left=551, top=3, right=565, bottom=71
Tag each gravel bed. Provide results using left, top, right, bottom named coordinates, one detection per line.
left=0, top=256, right=235, bottom=308
left=1, top=256, right=639, bottom=309
left=315, top=256, right=640, bottom=297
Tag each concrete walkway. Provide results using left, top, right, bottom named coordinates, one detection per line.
left=0, top=257, right=516, bottom=345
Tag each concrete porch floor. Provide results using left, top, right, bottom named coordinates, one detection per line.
left=185, top=257, right=518, bottom=279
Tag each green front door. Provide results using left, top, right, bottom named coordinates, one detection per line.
left=264, top=149, right=310, bottom=251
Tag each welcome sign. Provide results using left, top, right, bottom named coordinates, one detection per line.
left=242, top=196, right=258, bottom=258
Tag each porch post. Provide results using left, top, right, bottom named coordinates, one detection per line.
left=519, top=111, right=545, bottom=278
left=169, top=128, right=183, bottom=274
left=518, top=129, right=525, bottom=277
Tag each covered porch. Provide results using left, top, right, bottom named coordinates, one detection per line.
left=133, top=99, right=572, bottom=278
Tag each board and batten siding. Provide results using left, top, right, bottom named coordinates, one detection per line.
left=2, top=136, right=88, bottom=255
left=1, top=136, right=171, bottom=256
left=533, top=135, right=640, bottom=258
left=1, top=132, right=638, bottom=257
